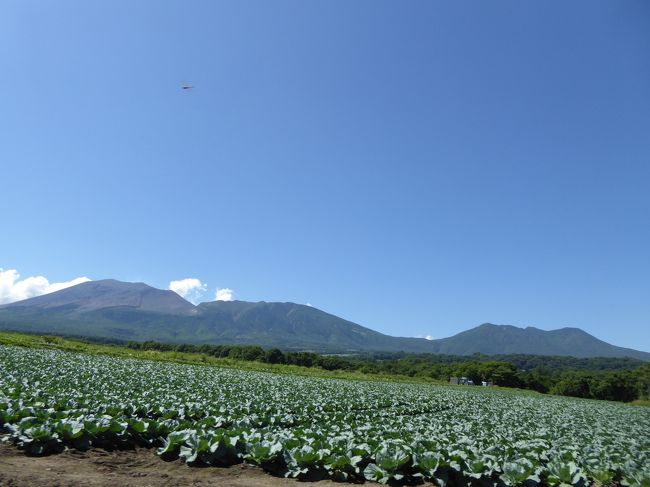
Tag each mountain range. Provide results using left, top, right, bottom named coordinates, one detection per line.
left=0, top=279, right=648, bottom=360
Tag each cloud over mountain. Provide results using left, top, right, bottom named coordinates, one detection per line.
left=169, top=278, right=207, bottom=304
left=215, top=288, right=234, bottom=301
left=0, top=268, right=90, bottom=305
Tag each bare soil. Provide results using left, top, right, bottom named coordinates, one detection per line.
left=0, top=443, right=338, bottom=487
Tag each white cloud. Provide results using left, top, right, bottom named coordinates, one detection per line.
left=0, top=268, right=91, bottom=305
left=169, top=278, right=207, bottom=304
left=306, top=302, right=313, bottom=307
left=169, top=279, right=234, bottom=304
left=416, top=334, right=434, bottom=340
left=215, top=288, right=234, bottom=301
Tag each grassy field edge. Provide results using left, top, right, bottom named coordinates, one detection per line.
left=0, top=330, right=448, bottom=386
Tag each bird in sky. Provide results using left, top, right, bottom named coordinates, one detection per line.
left=181, top=84, right=193, bottom=90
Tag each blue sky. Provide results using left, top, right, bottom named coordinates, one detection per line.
left=2, top=1, right=649, bottom=351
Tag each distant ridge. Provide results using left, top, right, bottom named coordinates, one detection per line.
left=428, top=323, right=650, bottom=360
left=0, top=279, right=648, bottom=360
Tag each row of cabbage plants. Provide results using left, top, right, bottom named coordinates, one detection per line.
left=1, top=345, right=649, bottom=486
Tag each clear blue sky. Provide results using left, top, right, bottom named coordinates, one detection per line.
left=2, top=1, right=649, bottom=351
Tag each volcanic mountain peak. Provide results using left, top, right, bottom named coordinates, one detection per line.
left=1, top=279, right=196, bottom=315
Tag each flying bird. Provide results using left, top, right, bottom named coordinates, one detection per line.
left=182, top=84, right=194, bottom=90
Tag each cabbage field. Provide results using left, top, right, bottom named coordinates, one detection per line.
left=1, top=345, right=649, bottom=486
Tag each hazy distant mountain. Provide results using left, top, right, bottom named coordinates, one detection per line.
left=427, top=323, right=650, bottom=360
left=0, top=279, right=648, bottom=360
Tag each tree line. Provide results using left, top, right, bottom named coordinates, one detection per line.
left=126, top=341, right=650, bottom=403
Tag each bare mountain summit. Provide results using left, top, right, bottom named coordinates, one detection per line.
left=1, top=279, right=196, bottom=315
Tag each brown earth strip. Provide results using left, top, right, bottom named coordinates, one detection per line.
left=0, top=442, right=337, bottom=487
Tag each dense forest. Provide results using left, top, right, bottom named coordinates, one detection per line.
left=126, top=341, right=650, bottom=403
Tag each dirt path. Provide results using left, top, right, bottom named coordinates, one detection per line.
left=0, top=443, right=338, bottom=487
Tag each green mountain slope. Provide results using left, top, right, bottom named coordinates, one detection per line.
left=189, top=300, right=432, bottom=352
